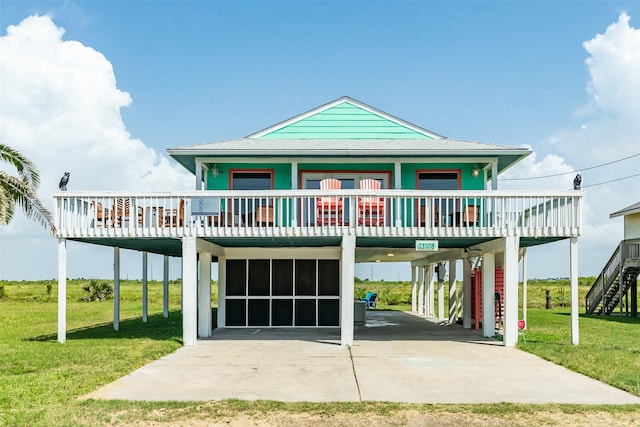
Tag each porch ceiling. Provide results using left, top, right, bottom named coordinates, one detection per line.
left=69, top=235, right=566, bottom=261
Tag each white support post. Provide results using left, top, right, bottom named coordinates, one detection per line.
left=217, top=257, right=226, bottom=328
left=482, top=252, right=496, bottom=337
left=340, top=234, right=356, bottom=346
left=114, top=247, right=120, bottom=331
left=195, top=159, right=203, bottom=190
left=417, top=265, right=425, bottom=315
left=522, top=248, right=528, bottom=329
left=503, top=236, right=520, bottom=347
left=394, top=162, right=402, bottom=227
left=163, top=255, right=169, bottom=318
left=570, top=237, right=579, bottom=345
left=57, top=239, right=67, bottom=344
left=491, top=161, right=498, bottom=190
left=437, top=280, right=444, bottom=320
left=463, top=259, right=472, bottom=329
left=182, top=237, right=198, bottom=346
left=411, top=265, right=417, bottom=313
left=142, top=251, right=148, bottom=323
left=291, top=162, right=298, bottom=226
left=428, top=266, right=435, bottom=316
left=198, top=251, right=212, bottom=338
left=448, top=260, right=457, bottom=324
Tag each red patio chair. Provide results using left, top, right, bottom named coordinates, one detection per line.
left=358, top=179, right=385, bottom=226
left=316, top=178, right=343, bottom=225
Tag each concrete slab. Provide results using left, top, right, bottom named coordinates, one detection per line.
left=85, top=311, right=640, bottom=404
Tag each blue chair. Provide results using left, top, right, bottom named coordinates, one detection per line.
left=358, top=292, right=378, bottom=309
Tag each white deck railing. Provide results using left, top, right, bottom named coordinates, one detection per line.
left=53, top=190, right=582, bottom=239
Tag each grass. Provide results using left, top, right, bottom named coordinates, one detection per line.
left=0, top=278, right=639, bottom=426
left=520, top=309, right=640, bottom=396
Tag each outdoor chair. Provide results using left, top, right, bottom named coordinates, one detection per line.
left=358, top=179, right=385, bottom=226
left=253, top=204, right=274, bottom=226
left=112, top=198, right=137, bottom=227
left=92, top=201, right=110, bottom=227
left=462, top=204, right=478, bottom=226
left=358, top=292, right=378, bottom=308
left=163, top=199, right=186, bottom=227
left=316, top=178, right=343, bottom=225
left=418, top=203, right=439, bottom=227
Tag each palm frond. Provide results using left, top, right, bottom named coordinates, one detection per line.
left=0, top=187, right=16, bottom=225
left=0, top=144, right=41, bottom=189
left=0, top=171, right=55, bottom=233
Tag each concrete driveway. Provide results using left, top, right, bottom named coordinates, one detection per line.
left=85, top=311, right=640, bottom=404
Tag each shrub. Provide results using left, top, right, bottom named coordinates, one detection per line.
left=384, top=292, right=408, bottom=306
left=81, top=280, right=113, bottom=302
left=0, top=285, right=5, bottom=299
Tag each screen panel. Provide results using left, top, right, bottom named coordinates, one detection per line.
left=226, top=260, right=246, bottom=296
left=295, top=260, right=316, bottom=296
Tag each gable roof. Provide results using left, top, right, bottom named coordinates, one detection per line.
left=610, top=202, right=640, bottom=218
left=248, top=96, right=442, bottom=139
left=168, top=96, right=532, bottom=175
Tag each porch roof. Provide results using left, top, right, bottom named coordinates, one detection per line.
left=610, top=201, right=640, bottom=218
left=168, top=138, right=531, bottom=176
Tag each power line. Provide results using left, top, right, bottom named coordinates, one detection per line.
left=582, top=172, right=640, bottom=188
left=499, top=152, right=640, bottom=181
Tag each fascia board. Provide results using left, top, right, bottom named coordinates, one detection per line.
left=194, top=156, right=501, bottom=164
left=173, top=148, right=528, bottom=157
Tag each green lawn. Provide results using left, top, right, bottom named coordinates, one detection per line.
left=0, top=278, right=638, bottom=426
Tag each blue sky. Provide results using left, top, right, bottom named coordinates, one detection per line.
left=2, top=1, right=640, bottom=280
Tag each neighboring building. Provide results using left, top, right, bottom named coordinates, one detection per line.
left=54, top=97, right=583, bottom=347
left=585, top=202, right=640, bottom=317
left=611, top=202, right=640, bottom=240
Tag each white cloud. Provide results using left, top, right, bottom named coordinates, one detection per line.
left=499, top=13, right=640, bottom=279
left=2, top=13, right=640, bottom=281
left=500, top=149, right=576, bottom=191
left=0, top=15, right=192, bottom=279
left=583, top=13, right=640, bottom=119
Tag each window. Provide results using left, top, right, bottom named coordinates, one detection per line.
left=231, top=172, right=272, bottom=190
left=417, top=171, right=460, bottom=221
left=231, top=171, right=273, bottom=215
left=418, top=172, right=459, bottom=190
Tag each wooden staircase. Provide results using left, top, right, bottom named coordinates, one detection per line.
left=586, top=239, right=640, bottom=316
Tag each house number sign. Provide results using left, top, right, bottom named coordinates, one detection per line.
left=415, top=240, right=438, bottom=251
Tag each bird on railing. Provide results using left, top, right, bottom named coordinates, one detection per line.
left=573, top=173, right=582, bottom=190
left=58, top=172, right=70, bottom=191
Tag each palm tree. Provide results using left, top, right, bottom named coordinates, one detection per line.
left=0, top=144, right=55, bottom=232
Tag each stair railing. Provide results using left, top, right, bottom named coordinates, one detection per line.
left=586, top=241, right=622, bottom=314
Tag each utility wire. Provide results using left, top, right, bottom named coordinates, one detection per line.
left=582, top=172, right=640, bottom=188
left=499, top=152, right=640, bottom=181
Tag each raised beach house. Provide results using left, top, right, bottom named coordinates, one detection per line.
left=54, top=97, right=583, bottom=347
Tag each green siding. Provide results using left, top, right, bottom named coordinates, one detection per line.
left=259, top=102, right=432, bottom=139
left=206, top=163, right=292, bottom=190
left=400, top=164, right=484, bottom=190
left=399, top=164, right=485, bottom=226
left=299, top=163, right=393, bottom=173
left=204, top=161, right=485, bottom=227
left=206, top=162, right=483, bottom=191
